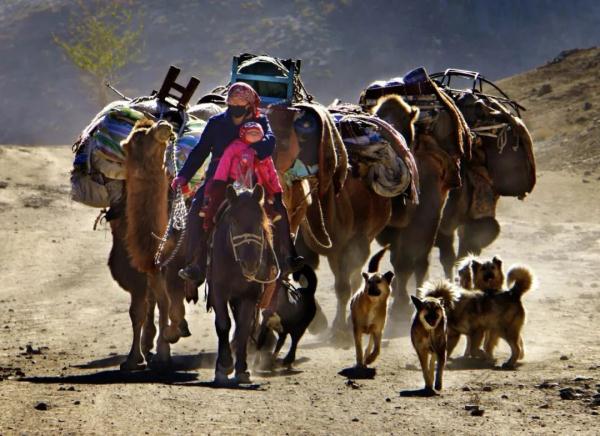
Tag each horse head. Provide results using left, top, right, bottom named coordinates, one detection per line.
left=224, top=184, right=272, bottom=279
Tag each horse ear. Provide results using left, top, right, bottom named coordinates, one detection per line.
left=226, top=184, right=237, bottom=204
left=252, top=184, right=265, bottom=205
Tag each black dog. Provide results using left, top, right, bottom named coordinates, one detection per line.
left=257, top=265, right=317, bottom=367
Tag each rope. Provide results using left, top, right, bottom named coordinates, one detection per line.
left=154, top=110, right=189, bottom=268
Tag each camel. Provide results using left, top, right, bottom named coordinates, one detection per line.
left=108, top=119, right=188, bottom=370
left=435, top=93, right=535, bottom=278
left=271, top=103, right=419, bottom=340
left=371, top=91, right=471, bottom=327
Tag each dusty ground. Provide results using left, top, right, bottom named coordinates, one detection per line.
left=0, top=143, right=599, bottom=435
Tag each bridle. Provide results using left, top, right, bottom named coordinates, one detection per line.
left=227, top=212, right=280, bottom=284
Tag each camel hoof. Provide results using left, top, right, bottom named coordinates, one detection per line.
left=119, top=360, right=146, bottom=372
left=235, top=371, right=252, bottom=384
left=178, top=319, right=192, bottom=338
left=148, top=355, right=172, bottom=373
left=163, top=327, right=181, bottom=345
left=329, top=328, right=353, bottom=348
left=501, top=361, right=516, bottom=370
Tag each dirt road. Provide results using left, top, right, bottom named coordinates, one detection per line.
left=0, top=145, right=599, bottom=435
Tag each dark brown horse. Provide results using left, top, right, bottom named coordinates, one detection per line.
left=208, top=184, right=277, bottom=384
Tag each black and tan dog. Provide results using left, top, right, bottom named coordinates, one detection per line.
left=350, top=246, right=393, bottom=368
left=429, top=264, right=534, bottom=369
left=256, top=264, right=318, bottom=368
left=409, top=283, right=454, bottom=394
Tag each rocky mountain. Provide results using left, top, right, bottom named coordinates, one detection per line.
left=1, top=0, right=600, bottom=144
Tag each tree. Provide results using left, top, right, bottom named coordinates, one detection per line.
left=53, top=0, right=143, bottom=106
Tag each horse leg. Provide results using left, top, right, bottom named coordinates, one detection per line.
left=283, top=333, right=299, bottom=367
left=147, top=273, right=172, bottom=371
left=213, top=297, right=233, bottom=383
left=233, top=298, right=256, bottom=383
left=436, top=231, right=457, bottom=279
left=141, top=292, right=157, bottom=361
left=120, top=287, right=148, bottom=371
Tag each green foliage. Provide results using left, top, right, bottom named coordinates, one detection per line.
left=53, top=0, right=143, bottom=105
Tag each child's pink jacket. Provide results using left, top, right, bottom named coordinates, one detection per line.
left=213, top=139, right=282, bottom=195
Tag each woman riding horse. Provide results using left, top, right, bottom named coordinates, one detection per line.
left=170, top=82, right=303, bottom=291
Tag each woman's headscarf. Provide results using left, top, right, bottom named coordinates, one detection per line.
left=227, top=82, right=261, bottom=118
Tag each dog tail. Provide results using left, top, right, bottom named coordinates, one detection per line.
left=293, top=264, right=318, bottom=295
left=419, top=279, right=459, bottom=311
left=507, top=265, right=534, bottom=298
left=368, top=244, right=390, bottom=273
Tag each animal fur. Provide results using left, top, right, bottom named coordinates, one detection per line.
left=122, top=119, right=171, bottom=273
left=350, top=245, right=393, bottom=367
left=256, top=265, right=318, bottom=367
left=425, top=265, right=534, bottom=369
left=410, top=287, right=452, bottom=393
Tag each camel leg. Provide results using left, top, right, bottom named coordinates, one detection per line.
left=120, top=288, right=148, bottom=371
left=213, top=297, right=233, bottom=383
left=457, top=218, right=501, bottom=258
left=148, top=273, right=172, bottom=371
left=141, top=292, right=157, bottom=360
left=387, top=238, right=414, bottom=327
left=162, top=265, right=187, bottom=344
left=446, top=330, right=461, bottom=359
left=435, top=231, right=457, bottom=279
left=233, top=298, right=255, bottom=383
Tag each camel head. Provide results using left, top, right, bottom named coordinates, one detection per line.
left=373, top=95, right=419, bottom=148
left=122, top=119, right=174, bottom=168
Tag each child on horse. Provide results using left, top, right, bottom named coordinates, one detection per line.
left=202, top=121, right=283, bottom=229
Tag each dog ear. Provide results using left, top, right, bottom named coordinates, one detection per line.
left=383, top=271, right=394, bottom=285
left=471, top=260, right=481, bottom=274
left=410, top=295, right=423, bottom=311
left=362, top=272, right=369, bottom=282
left=492, top=256, right=502, bottom=268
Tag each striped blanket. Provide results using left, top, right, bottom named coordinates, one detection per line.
left=74, top=101, right=208, bottom=200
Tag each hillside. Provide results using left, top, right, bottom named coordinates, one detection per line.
left=1, top=0, right=600, bottom=144
left=499, top=47, right=600, bottom=172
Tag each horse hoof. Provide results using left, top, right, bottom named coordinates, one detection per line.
left=235, top=371, right=252, bottom=384
left=119, top=360, right=146, bottom=372
left=214, top=372, right=230, bottom=385
left=178, top=320, right=192, bottom=338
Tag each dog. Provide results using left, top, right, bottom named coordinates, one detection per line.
left=410, top=284, right=454, bottom=394
left=256, top=264, right=317, bottom=367
left=350, top=246, right=393, bottom=368
left=427, top=264, right=534, bottom=369
left=455, top=255, right=504, bottom=357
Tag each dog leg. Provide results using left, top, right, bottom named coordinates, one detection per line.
left=273, top=333, right=287, bottom=359
left=501, top=332, right=521, bottom=369
left=283, top=333, right=299, bottom=367
left=435, top=349, right=446, bottom=391
left=354, top=329, right=364, bottom=367
left=468, top=330, right=486, bottom=359
left=484, top=330, right=500, bottom=359
left=428, top=354, right=436, bottom=389
left=365, top=334, right=374, bottom=360
left=417, top=349, right=433, bottom=391
left=518, top=335, right=525, bottom=360
left=365, top=332, right=382, bottom=365
left=446, top=330, right=461, bottom=359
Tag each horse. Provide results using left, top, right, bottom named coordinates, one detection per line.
left=208, top=184, right=277, bottom=384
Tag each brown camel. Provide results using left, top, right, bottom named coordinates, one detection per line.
left=372, top=91, right=471, bottom=328
left=435, top=93, right=535, bottom=278
left=109, top=119, right=188, bottom=370
left=271, top=103, right=419, bottom=340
